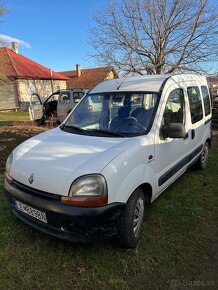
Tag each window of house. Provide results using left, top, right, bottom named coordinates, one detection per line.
left=187, top=86, right=203, bottom=123
left=201, top=86, right=211, bottom=116
left=163, top=88, right=185, bottom=126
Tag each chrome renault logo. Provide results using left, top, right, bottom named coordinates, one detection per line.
left=28, top=173, right=35, bottom=184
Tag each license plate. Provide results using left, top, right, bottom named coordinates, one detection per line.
left=14, top=200, right=47, bottom=224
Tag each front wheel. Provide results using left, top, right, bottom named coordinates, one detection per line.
left=117, top=188, right=145, bottom=248
left=194, top=141, right=209, bottom=170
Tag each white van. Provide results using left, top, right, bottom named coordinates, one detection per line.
left=29, top=89, right=86, bottom=124
left=4, top=74, right=212, bottom=248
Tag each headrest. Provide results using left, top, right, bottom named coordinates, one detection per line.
left=131, top=107, right=146, bottom=118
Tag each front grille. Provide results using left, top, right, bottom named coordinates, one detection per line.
left=13, top=180, right=61, bottom=202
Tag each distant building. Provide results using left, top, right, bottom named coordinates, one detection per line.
left=0, top=42, right=68, bottom=111
left=59, top=64, right=118, bottom=90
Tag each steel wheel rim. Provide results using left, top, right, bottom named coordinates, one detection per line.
left=201, top=144, right=208, bottom=165
left=133, top=197, right=144, bottom=237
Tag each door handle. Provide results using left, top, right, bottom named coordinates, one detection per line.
left=191, top=129, right=195, bottom=139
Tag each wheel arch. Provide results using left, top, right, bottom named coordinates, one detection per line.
left=136, top=183, right=153, bottom=204
left=206, top=137, right=211, bottom=148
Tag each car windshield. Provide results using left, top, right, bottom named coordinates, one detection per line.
left=61, top=92, right=159, bottom=137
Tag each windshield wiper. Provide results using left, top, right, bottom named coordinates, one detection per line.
left=87, top=129, right=126, bottom=137
left=61, top=125, right=126, bottom=137
left=60, top=124, right=89, bottom=135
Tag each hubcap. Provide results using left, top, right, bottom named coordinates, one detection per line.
left=201, top=144, right=208, bottom=165
left=133, top=197, right=144, bottom=237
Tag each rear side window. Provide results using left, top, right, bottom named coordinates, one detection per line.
left=201, top=86, right=211, bottom=116
left=187, top=86, right=203, bottom=123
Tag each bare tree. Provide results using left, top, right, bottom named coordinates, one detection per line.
left=0, top=5, right=6, bottom=19
left=89, top=0, right=218, bottom=75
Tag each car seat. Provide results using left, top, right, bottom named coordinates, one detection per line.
left=110, top=106, right=137, bottom=131
left=131, top=107, right=153, bottom=128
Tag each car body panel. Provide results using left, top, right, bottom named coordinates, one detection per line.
left=10, top=128, right=135, bottom=196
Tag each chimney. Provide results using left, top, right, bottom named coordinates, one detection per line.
left=11, top=42, right=19, bottom=54
left=76, top=64, right=81, bottom=77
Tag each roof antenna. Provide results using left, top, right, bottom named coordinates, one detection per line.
left=117, top=72, right=129, bottom=90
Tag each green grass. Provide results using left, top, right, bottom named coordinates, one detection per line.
left=0, top=111, right=30, bottom=124
left=0, top=147, right=217, bottom=289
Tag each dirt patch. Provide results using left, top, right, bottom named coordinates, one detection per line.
left=0, top=125, right=46, bottom=172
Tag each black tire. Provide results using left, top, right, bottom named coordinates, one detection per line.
left=194, top=141, right=209, bottom=170
left=117, top=188, right=145, bottom=249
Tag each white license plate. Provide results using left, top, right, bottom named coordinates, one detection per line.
left=15, top=200, right=47, bottom=223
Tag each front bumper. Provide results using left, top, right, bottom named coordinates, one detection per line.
left=4, top=178, right=125, bottom=242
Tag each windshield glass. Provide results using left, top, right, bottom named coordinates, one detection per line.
left=61, top=92, right=159, bottom=137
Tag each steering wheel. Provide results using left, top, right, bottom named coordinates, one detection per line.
left=115, top=117, right=146, bottom=132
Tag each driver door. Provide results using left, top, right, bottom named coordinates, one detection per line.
left=154, top=84, right=192, bottom=196
left=29, top=94, right=43, bottom=121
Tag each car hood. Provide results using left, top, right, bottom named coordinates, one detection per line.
left=10, top=127, right=136, bottom=196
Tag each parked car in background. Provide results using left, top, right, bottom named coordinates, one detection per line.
left=29, top=89, right=86, bottom=124
left=5, top=74, right=212, bottom=248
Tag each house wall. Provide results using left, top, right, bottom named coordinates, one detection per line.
left=18, top=79, right=67, bottom=102
left=106, top=71, right=116, bottom=80
left=0, top=83, right=18, bottom=110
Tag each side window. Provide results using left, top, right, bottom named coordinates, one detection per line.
left=59, top=92, right=71, bottom=104
left=143, top=93, right=158, bottom=109
left=187, top=86, right=203, bottom=123
left=73, top=92, right=84, bottom=103
left=163, top=88, right=185, bottom=126
left=31, top=95, right=41, bottom=105
left=201, top=86, right=211, bottom=116
left=48, top=94, right=59, bottom=102
left=131, top=94, right=143, bottom=108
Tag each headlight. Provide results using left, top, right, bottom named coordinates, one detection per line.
left=70, top=175, right=106, bottom=196
left=5, top=153, right=14, bottom=184
left=61, top=174, right=108, bottom=207
left=5, top=153, right=13, bottom=176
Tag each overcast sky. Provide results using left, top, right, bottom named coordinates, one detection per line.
left=1, top=0, right=105, bottom=72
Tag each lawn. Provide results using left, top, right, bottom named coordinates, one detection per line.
left=0, top=111, right=30, bottom=124
left=0, top=144, right=217, bottom=289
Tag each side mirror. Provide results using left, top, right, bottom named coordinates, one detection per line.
left=161, top=123, right=186, bottom=139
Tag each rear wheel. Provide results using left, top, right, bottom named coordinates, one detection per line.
left=194, top=141, right=209, bottom=170
left=117, top=188, right=145, bottom=248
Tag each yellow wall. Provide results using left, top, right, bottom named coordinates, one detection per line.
left=106, top=71, right=116, bottom=80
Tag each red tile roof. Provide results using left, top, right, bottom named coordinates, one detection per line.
left=59, top=66, right=117, bottom=89
left=0, top=47, right=68, bottom=80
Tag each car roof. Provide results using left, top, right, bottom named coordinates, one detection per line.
left=89, top=74, right=207, bottom=94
